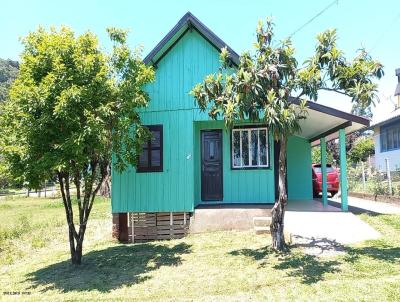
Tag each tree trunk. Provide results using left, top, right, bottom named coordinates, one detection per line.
left=99, top=165, right=111, bottom=198
left=57, top=161, right=108, bottom=265
left=72, top=237, right=84, bottom=264
left=270, top=135, right=288, bottom=251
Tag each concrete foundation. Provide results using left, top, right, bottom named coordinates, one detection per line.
left=190, top=204, right=272, bottom=233
left=112, top=213, right=128, bottom=242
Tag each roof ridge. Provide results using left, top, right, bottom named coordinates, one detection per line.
left=143, top=12, right=240, bottom=66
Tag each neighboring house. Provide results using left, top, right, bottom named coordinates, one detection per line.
left=111, top=12, right=370, bottom=242
left=371, top=68, right=400, bottom=172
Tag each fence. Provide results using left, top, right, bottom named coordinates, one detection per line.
left=0, top=182, right=77, bottom=199
left=348, top=159, right=400, bottom=198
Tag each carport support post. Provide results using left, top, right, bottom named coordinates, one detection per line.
left=339, top=129, right=348, bottom=211
left=320, top=137, right=328, bottom=206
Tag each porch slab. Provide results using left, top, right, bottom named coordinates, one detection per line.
left=190, top=200, right=338, bottom=233
left=190, top=200, right=382, bottom=252
left=286, top=200, right=341, bottom=212
left=190, top=204, right=272, bottom=233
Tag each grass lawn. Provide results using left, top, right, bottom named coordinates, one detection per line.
left=1, top=197, right=400, bottom=301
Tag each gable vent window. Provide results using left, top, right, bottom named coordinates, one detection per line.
left=232, top=127, right=269, bottom=169
left=137, top=125, right=163, bottom=172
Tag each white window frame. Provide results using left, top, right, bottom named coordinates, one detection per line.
left=231, top=127, right=269, bottom=169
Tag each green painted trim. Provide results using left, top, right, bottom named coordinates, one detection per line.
left=320, top=137, right=328, bottom=206
left=339, top=129, right=348, bottom=211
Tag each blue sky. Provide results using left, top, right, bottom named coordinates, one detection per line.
left=1, top=0, right=399, bottom=121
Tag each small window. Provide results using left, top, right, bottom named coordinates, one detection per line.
left=388, top=129, right=394, bottom=150
left=380, top=122, right=400, bottom=152
left=137, top=125, right=163, bottom=172
left=231, top=127, right=269, bottom=169
left=381, top=130, right=387, bottom=152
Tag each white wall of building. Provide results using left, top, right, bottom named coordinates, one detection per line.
left=373, top=126, right=400, bottom=171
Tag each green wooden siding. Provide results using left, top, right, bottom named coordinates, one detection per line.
left=112, top=111, right=195, bottom=212
left=141, top=33, right=221, bottom=112
left=286, top=136, right=313, bottom=200
left=111, top=28, right=314, bottom=213
left=112, top=30, right=221, bottom=213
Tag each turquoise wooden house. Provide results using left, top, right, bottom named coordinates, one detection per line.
left=111, top=12, right=370, bottom=242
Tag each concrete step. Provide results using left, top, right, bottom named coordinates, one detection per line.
left=253, top=216, right=272, bottom=227
left=254, top=226, right=271, bottom=234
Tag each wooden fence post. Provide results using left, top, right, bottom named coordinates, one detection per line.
left=385, top=158, right=392, bottom=195
left=361, top=161, right=366, bottom=192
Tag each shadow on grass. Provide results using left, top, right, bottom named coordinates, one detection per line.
left=291, top=235, right=346, bottom=256
left=26, top=242, right=191, bottom=293
left=345, top=244, right=400, bottom=263
left=273, top=253, right=340, bottom=284
left=229, top=245, right=340, bottom=284
left=229, top=246, right=272, bottom=261
left=230, top=235, right=400, bottom=285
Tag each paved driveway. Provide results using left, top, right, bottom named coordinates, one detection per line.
left=329, top=196, right=400, bottom=214
left=285, top=200, right=381, bottom=256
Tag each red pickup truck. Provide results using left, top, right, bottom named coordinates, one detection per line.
left=312, top=164, right=339, bottom=198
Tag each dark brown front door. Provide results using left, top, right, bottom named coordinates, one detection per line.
left=201, top=130, right=223, bottom=201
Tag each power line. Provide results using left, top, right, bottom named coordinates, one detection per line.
left=287, top=0, right=339, bottom=40
left=369, top=12, right=400, bottom=52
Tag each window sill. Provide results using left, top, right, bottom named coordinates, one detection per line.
left=231, top=166, right=271, bottom=171
left=379, top=149, right=400, bottom=153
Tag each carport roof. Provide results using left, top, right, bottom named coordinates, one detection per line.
left=289, top=97, right=370, bottom=144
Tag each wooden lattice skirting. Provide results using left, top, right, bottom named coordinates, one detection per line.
left=127, top=212, right=190, bottom=243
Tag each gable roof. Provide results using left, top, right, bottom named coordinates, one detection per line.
left=144, top=13, right=370, bottom=142
left=143, top=12, right=240, bottom=66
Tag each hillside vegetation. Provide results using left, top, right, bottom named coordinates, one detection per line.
left=0, top=58, right=19, bottom=102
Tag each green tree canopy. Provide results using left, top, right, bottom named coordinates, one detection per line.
left=191, top=19, right=383, bottom=250
left=349, top=136, right=375, bottom=163
left=0, top=26, right=154, bottom=264
left=311, top=146, right=335, bottom=165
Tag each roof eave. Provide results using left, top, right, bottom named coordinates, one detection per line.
left=143, top=12, right=240, bottom=67
left=370, top=115, right=400, bottom=129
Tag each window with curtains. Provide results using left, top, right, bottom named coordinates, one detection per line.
left=380, top=122, right=400, bottom=152
left=231, top=127, right=269, bottom=169
left=137, top=125, right=163, bottom=172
